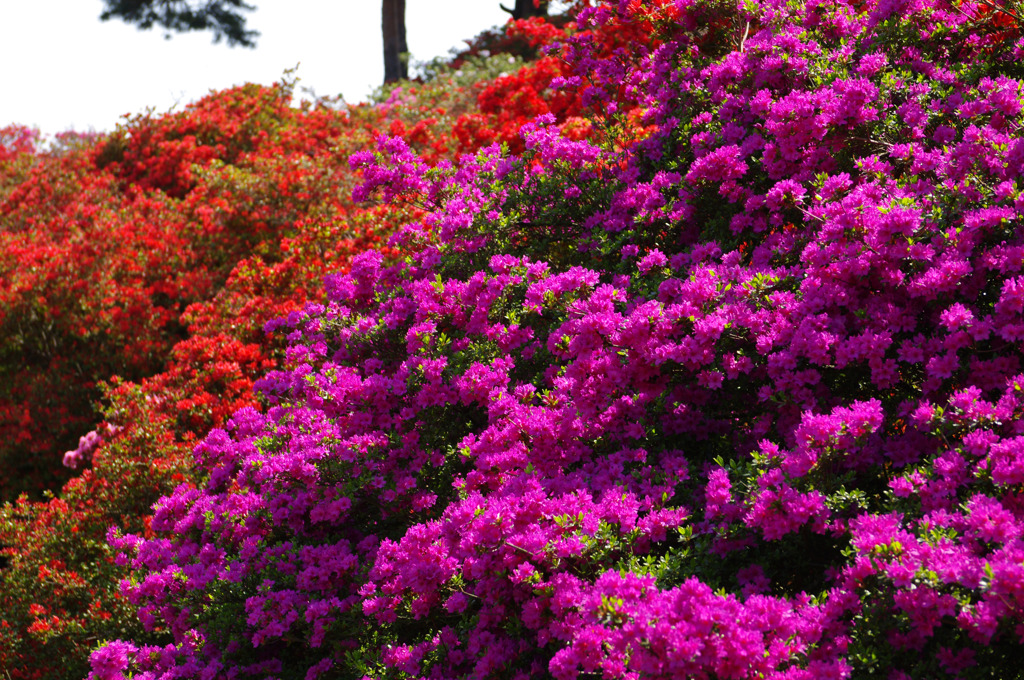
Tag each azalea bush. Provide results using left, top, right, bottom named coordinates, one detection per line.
left=2, top=0, right=1023, bottom=677
left=0, top=81, right=308, bottom=501
left=0, top=19, right=593, bottom=505
left=75, top=0, right=1024, bottom=678
left=0, top=12, right=605, bottom=678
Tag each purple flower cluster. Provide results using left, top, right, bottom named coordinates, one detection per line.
left=92, top=0, right=1024, bottom=677
left=63, top=429, right=102, bottom=470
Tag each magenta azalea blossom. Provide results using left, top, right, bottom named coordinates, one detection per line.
left=93, top=1, right=1024, bottom=678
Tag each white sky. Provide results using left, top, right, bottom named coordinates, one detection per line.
left=0, top=1, right=512, bottom=138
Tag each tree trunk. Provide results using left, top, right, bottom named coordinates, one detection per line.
left=382, top=0, right=408, bottom=83
left=502, top=0, right=549, bottom=20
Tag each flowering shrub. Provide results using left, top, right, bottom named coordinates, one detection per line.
left=0, top=83, right=297, bottom=501
left=0, top=125, right=39, bottom=190
left=78, top=0, right=1024, bottom=678
left=0, top=14, right=599, bottom=505
left=0, top=12, right=614, bottom=678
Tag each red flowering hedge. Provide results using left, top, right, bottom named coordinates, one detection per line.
left=0, top=12, right=611, bottom=678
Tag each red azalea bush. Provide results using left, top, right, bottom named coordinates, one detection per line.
left=0, top=81, right=299, bottom=501
left=86, top=0, right=1024, bottom=678
left=1, top=13, right=604, bottom=678
left=0, top=125, right=39, bottom=188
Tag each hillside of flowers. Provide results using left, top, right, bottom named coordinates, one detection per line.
left=3, top=0, right=1024, bottom=677
left=0, top=17, right=588, bottom=678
